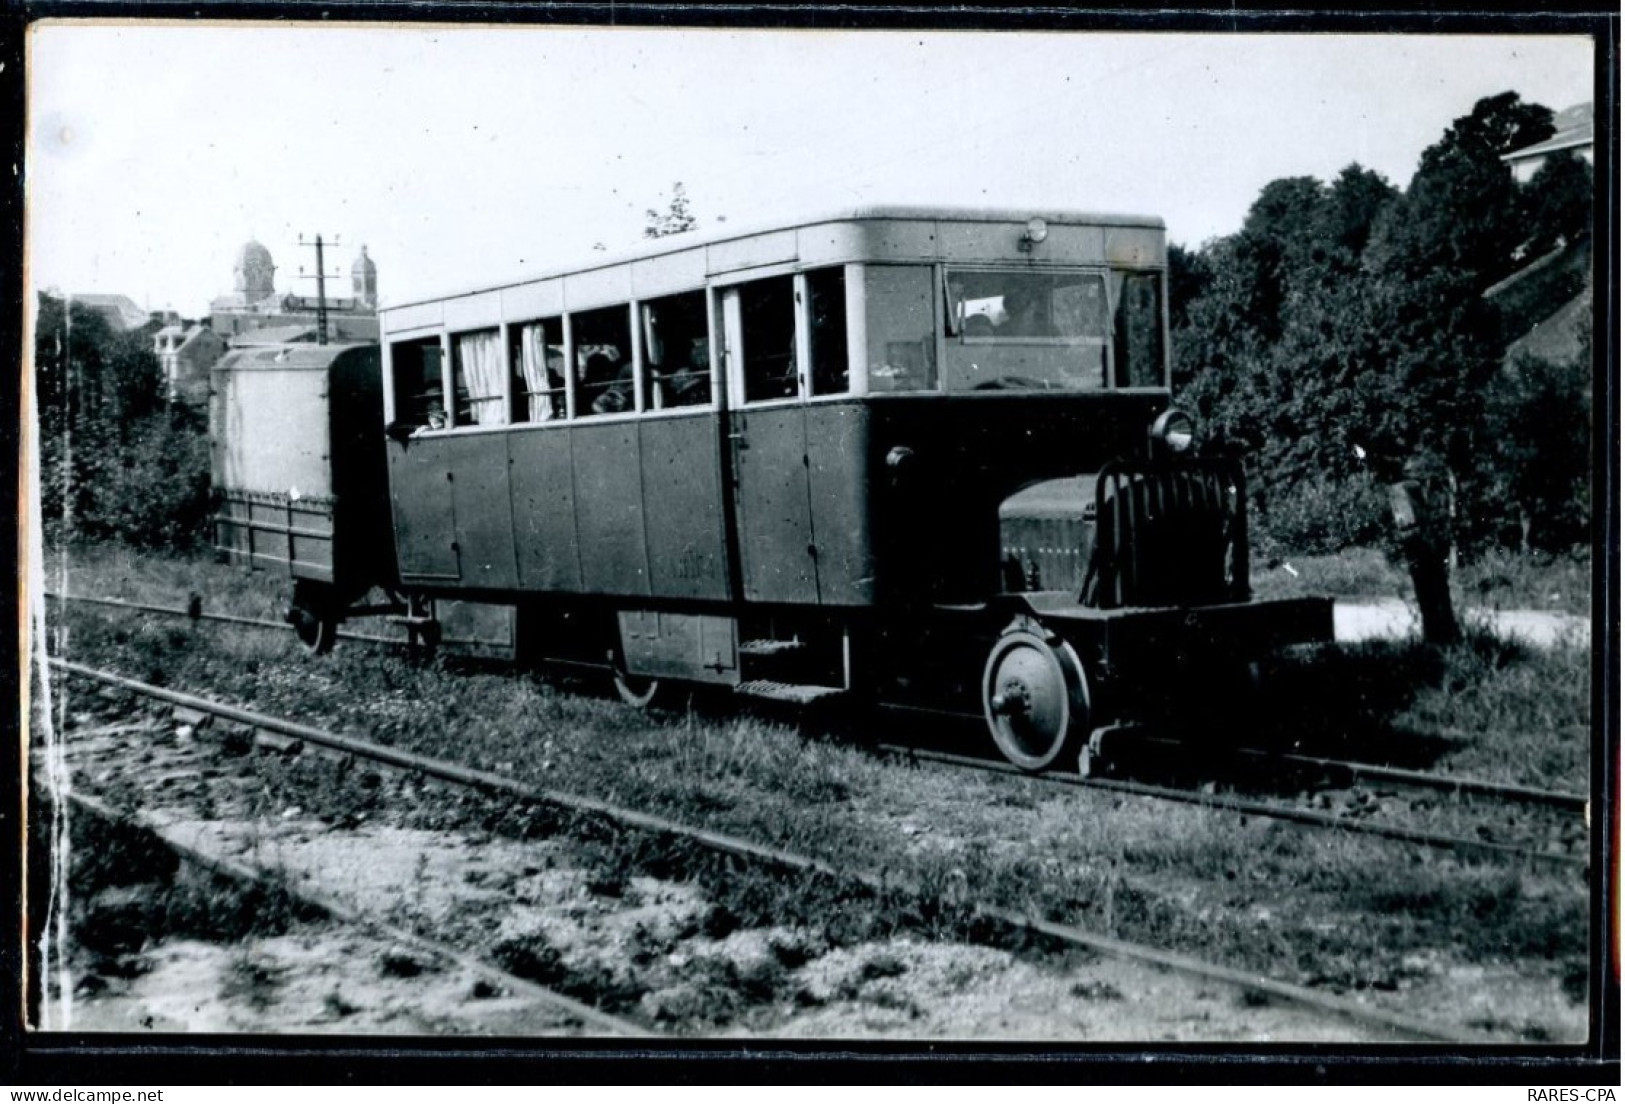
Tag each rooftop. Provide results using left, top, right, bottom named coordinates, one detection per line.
left=1502, top=102, right=1594, bottom=163
left=383, top=203, right=1165, bottom=313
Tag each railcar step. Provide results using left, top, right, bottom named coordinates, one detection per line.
left=735, top=680, right=845, bottom=704
left=738, top=638, right=807, bottom=656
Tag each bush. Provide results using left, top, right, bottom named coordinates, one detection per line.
left=1480, top=345, right=1591, bottom=553
left=1252, top=473, right=1388, bottom=557
left=99, top=409, right=214, bottom=550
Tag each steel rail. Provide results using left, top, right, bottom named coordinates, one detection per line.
left=1131, top=735, right=1588, bottom=812
left=47, top=657, right=1489, bottom=1045
left=62, top=789, right=652, bottom=1037
left=41, top=591, right=486, bottom=648
left=875, top=743, right=1584, bottom=869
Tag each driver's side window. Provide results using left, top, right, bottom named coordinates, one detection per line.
left=864, top=265, right=937, bottom=393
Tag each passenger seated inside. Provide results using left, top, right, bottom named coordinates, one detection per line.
left=665, top=337, right=711, bottom=407
left=999, top=285, right=1058, bottom=339
left=963, top=314, right=996, bottom=339
left=584, top=351, right=633, bottom=415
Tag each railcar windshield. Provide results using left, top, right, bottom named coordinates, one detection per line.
left=943, top=268, right=1165, bottom=392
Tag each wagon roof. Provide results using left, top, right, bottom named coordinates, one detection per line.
left=381, top=204, right=1165, bottom=313
left=213, top=341, right=376, bottom=372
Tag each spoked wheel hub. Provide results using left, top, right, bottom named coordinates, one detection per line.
left=982, top=621, right=1090, bottom=772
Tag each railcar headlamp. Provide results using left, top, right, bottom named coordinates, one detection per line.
left=1151, top=410, right=1196, bottom=455
left=1019, top=217, right=1049, bottom=252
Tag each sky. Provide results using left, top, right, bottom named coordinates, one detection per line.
left=25, top=23, right=1596, bottom=319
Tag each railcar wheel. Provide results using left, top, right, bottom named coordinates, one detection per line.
left=287, top=581, right=339, bottom=656
left=982, top=623, right=1089, bottom=772
left=288, top=603, right=338, bottom=655
left=612, top=667, right=661, bottom=708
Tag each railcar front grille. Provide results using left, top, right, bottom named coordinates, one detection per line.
left=1083, top=460, right=1249, bottom=610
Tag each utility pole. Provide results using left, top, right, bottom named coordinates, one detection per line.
left=297, top=233, right=342, bottom=345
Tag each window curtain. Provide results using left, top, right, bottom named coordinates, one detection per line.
left=518, top=323, right=559, bottom=421
left=456, top=330, right=506, bottom=425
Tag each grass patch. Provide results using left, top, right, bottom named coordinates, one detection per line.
left=1256, top=628, right=1589, bottom=789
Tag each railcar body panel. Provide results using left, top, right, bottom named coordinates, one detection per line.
left=639, top=413, right=731, bottom=601
left=572, top=420, right=652, bottom=596
left=388, top=437, right=460, bottom=582
left=804, top=402, right=873, bottom=606
left=445, top=434, right=520, bottom=591
left=508, top=428, right=584, bottom=591
left=729, top=404, right=820, bottom=604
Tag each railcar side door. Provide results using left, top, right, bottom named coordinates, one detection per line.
left=719, top=277, right=821, bottom=605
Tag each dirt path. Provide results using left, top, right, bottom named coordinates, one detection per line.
left=1334, top=600, right=1589, bottom=647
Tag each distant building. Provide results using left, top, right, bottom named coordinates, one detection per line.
left=209, top=239, right=380, bottom=343
left=153, top=322, right=228, bottom=405
left=227, top=323, right=321, bottom=347
left=1502, top=103, right=1593, bottom=183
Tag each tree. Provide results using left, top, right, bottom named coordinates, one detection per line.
left=1518, top=152, right=1593, bottom=258
left=1173, top=164, right=1398, bottom=552
left=1170, top=91, right=1580, bottom=633
left=33, top=292, right=210, bottom=549
left=644, top=182, right=697, bottom=239
left=1367, top=92, right=1553, bottom=288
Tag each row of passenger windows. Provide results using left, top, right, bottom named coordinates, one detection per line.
left=387, top=264, right=1161, bottom=430
left=392, top=267, right=874, bottom=431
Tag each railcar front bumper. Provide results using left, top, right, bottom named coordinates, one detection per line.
left=1012, top=593, right=1335, bottom=667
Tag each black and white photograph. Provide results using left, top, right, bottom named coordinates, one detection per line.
left=14, top=9, right=1614, bottom=1074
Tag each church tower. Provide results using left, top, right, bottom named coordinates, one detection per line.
left=233, top=240, right=276, bottom=304
left=352, top=245, right=378, bottom=308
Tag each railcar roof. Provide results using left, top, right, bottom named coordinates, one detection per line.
left=382, top=204, right=1164, bottom=313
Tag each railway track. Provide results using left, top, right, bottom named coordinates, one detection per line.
left=47, top=589, right=1589, bottom=821
left=876, top=744, right=1586, bottom=869
left=42, top=655, right=1515, bottom=1044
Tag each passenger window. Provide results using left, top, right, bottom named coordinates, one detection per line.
left=390, top=338, right=445, bottom=429
left=865, top=266, right=937, bottom=393
left=739, top=276, right=798, bottom=404
left=571, top=305, right=634, bottom=418
left=1112, top=272, right=1164, bottom=388
left=641, top=290, right=711, bottom=410
left=513, top=317, right=567, bottom=422
left=806, top=267, right=849, bottom=397
left=451, top=328, right=505, bottom=427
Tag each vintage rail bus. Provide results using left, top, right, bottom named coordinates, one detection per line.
left=366, top=205, right=1331, bottom=771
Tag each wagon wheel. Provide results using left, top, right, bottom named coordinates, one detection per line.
left=288, top=604, right=338, bottom=655
left=608, top=646, right=661, bottom=708
left=406, top=595, right=441, bottom=657
left=287, top=582, right=339, bottom=656
left=981, top=621, right=1090, bottom=772
left=612, top=668, right=662, bottom=708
